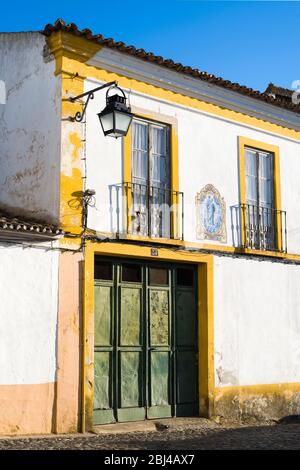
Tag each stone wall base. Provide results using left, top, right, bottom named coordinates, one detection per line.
left=213, top=384, right=300, bottom=424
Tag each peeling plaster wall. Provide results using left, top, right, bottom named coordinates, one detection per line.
left=214, top=255, right=300, bottom=388
left=0, top=33, right=61, bottom=224
left=0, top=244, right=59, bottom=384
left=84, top=77, right=300, bottom=253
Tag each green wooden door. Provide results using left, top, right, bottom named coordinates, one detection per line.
left=147, top=267, right=172, bottom=418
left=93, top=259, right=198, bottom=425
left=94, top=275, right=115, bottom=424
left=174, top=267, right=199, bottom=416
left=117, top=264, right=145, bottom=422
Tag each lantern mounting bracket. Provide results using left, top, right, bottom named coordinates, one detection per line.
left=68, top=80, right=118, bottom=122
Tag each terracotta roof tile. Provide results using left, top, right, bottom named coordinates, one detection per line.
left=265, top=82, right=294, bottom=99
left=42, top=19, right=300, bottom=117
left=0, top=214, right=64, bottom=236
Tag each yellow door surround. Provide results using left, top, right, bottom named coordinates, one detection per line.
left=82, top=241, right=214, bottom=431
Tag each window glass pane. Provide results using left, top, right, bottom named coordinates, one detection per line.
left=245, top=149, right=258, bottom=204
left=246, top=175, right=257, bottom=204
left=141, top=152, right=148, bottom=181
left=122, top=264, right=142, bottom=283
left=132, top=150, right=140, bottom=179
left=259, top=152, right=272, bottom=178
left=160, top=158, right=166, bottom=184
left=94, top=261, right=113, bottom=280
left=151, top=156, right=167, bottom=186
left=150, top=124, right=169, bottom=189
left=245, top=149, right=257, bottom=176
left=177, top=268, right=194, bottom=287
left=132, top=121, right=148, bottom=183
left=133, top=121, right=148, bottom=151
left=151, top=155, right=159, bottom=183
left=149, top=267, right=168, bottom=285
left=259, top=179, right=272, bottom=207
left=152, top=126, right=166, bottom=155
left=132, top=150, right=148, bottom=182
left=258, top=152, right=274, bottom=207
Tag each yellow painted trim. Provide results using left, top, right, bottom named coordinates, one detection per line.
left=214, top=382, right=300, bottom=399
left=283, top=252, right=300, bottom=262
left=46, top=32, right=102, bottom=75
left=123, top=110, right=180, bottom=239
left=89, top=232, right=300, bottom=261
left=198, top=259, right=215, bottom=417
left=238, top=136, right=283, bottom=251
left=47, top=33, right=300, bottom=141
left=171, top=124, right=180, bottom=239
left=59, top=74, right=85, bottom=239
left=47, top=33, right=103, bottom=243
left=55, top=47, right=300, bottom=142
left=83, top=240, right=214, bottom=430
left=82, top=243, right=94, bottom=432
left=238, top=138, right=247, bottom=247
left=274, top=150, right=283, bottom=251
left=123, top=125, right=132, bottom=183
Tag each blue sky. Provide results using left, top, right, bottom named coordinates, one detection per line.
left=1, top=1, right=299, bottom=92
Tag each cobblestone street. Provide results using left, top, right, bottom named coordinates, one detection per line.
left=0, top=419, right=300, bottom=450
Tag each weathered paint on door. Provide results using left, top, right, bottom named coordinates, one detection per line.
left=93, top=260, right=198, bottom=424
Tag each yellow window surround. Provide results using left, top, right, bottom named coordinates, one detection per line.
left=238, top=136, right=283, bottom=252
left=123, top=108, right=180, bottom=240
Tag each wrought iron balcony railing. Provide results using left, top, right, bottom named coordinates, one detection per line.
left=231, top=203, right=287, bottom=252
left=112, top=181, right=184, bottom=240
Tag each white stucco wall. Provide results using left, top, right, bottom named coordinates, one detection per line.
left=84, top=77, right=300, bottom=253
left=85, top=78, right=123, bottom=234
left=0, top=244, right=59, bottom=384
left=0, top=33, right=61, bottom=224
left=214, top=255, right=300, bottom=387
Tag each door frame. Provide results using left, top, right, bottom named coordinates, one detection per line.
left=82, top=241, right=214, bottom=432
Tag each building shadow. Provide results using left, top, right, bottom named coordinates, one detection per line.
left=16, top=418, right=300, bottom=450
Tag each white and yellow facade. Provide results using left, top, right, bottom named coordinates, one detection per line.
left=0, top=24, right=300, bottom=434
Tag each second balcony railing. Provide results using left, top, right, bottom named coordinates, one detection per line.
left=231, top=203, right=287, bottom=252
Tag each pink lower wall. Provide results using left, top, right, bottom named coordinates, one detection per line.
left=0, top=383, right=55, bottom=435
left=55, top=251, right=83, bottom=433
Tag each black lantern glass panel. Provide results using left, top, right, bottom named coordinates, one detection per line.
left=98, top=93, right=133, bottom=138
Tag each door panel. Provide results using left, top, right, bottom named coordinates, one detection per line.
left=94, top=282, right=115, bottom=424
left=120, top=288, right=142, bottom=346
left=175, top=279, right=198, bottom=417
left=148, top=351, right=172, bottom=418
left=119, top=352, right=142, bottom=408
left=94, top=285, right=112, bottom=346
left=148, top=287, right=172, bottom=418
left=176, top=291, right=197, bottom=346
left=117, top=281, right=145, bottom=422
left=176, top=351, right=198, bottom=415
left=94, top=352, right=112, bottom=410
left=150, top=352, right=170, bottom=406
left=149, top=290, right=169, bottom=345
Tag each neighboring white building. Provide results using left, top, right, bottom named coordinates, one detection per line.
left=0, top=19, right=300, bottom=434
